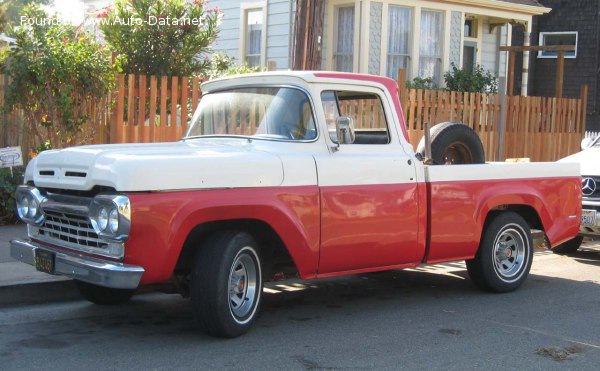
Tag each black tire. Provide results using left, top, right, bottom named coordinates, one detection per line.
left=552, top=236, right=583, bottom=254
left=191, top=231, right=263, bottom=338
left=416, top=122, right=485, bottom=165
left=466, top=212, right=533, bottom=293
left=75, top=280, right=135, bottom=305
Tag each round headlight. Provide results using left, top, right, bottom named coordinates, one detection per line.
left=28, top=197, right=39, bottom=218
left=98, top=207, right=109, bottom=231
left=108, top=208, right=119, bottom=234
left=17, top=196, right=30, bottom=219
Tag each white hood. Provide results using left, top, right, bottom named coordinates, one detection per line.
left=559, top=147, right=600, bottom=176
left=25, top=139, right=284, bottom=191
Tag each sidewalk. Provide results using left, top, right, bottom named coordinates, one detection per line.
left=0, top=224, right=79, bottom=306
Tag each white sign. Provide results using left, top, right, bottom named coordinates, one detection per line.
left=0, top=147, right=24, bottom=168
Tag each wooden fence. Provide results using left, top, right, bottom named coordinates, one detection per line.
left=0, top=72, right=589, bottom=162
left=400, top=88, right=501, bottom=161
left=110, top=74, right=204, bottom=144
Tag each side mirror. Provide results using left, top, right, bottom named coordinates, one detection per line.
left=581, top=137, right=593, bottom=150
left=335, top=116, right=355, bottom=145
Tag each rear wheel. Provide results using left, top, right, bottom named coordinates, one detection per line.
left=466, top=212, right=533, bottom=293
left=190, top=231, right=263, bottom=338
left=552, top=236, right=583, bottom=254
left=75, top=280, right=135, bottom=305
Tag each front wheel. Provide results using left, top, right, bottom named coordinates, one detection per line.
left=191, top=231, right=263, bottom=338
left=466, top=212, right=533, bottom=293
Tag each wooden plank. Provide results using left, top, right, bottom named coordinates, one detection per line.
left=171, top=76, right=178, bottom=141
left=181, top=77, right=189, bottom=137
left=500, top=45, right=576, bottom=52
left=160, top=76, right=168, bottom=142
left=507, top=52, right=516, bottom=96
left=139, top=75, right=147, bottom=142
left=149, top=76, right=157, bottom=142
left=127, top=74, right=135, bottom=143
left=113, top=74, right=125, bottom=143
left=556, top=51, right=565, bottom=98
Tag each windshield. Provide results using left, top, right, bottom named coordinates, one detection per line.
left=185, top=87, right=317, bottom=141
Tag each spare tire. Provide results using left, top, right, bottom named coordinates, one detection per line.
left=416, top=122, right=485, bottom=165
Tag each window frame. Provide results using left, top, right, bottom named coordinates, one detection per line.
left=332, top=3, right=357, bottom=72
left=385, top=5, right=413, bottom=80
left=240, top=2, right=267, bottom=67
left=320, top=89, right=391, bottom=146
left=418, top=8, right=445, bottom=84
left=185, top=85, right=320, bottom=143
left=537, top=31, right=578, bottom=59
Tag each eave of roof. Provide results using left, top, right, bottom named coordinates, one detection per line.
left=440, top=0, right=551, bottom=16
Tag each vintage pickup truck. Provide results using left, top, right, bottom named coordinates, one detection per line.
left=10, top=72, right=581, bottom=338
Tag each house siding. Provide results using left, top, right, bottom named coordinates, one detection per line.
left=369, top=2, right=383, bottom=75
left=481, top=20, right=500, bottom=75
left=449, top=11, right=462, bottom=69
left=530, top=0, right=600, bottom=130
left=210, top=0, right=292, bottom=70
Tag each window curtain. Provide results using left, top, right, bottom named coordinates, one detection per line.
left=334, top=6, right=354, bottom=72
left=419, top=10, right=443, bottom=82
left=387, top=6, right=412, bottom=79
left=246, top=10, right=263, bottom=67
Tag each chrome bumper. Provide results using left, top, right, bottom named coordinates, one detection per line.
left=10, top=239, right=144, bottom=289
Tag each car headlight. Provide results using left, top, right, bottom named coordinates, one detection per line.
left=90, top=195, right=131, bottom=241
left=15, top=185, right=46, bottom=225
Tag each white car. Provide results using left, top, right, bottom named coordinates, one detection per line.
left=558, top=136, right=600, bottom=252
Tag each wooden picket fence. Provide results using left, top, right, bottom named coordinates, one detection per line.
left=503, top=89, right=587, bottom=162
left=0, top=72, right=589, bottom=163
left=110, top=74, right=204, bottom=143
left=400, top=88, right=501, bottom=161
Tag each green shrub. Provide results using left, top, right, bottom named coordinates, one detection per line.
left=101, top=0, right=220, bottom=77
left=406, top=76, right=438, bottom=90
left=3, top=4, right=115, bottom=149
left=0, top=167, right=23, bottom=225
left=204, top=53, right=263, bottom=79
left=443, top=63, right=498, bottom=94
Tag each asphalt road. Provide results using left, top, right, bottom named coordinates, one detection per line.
left=1, top=246, right=599, bottom=370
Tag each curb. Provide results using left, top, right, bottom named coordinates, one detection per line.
left=0, top=280, right=81, bottom=307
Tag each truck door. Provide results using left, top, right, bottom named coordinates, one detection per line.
left=314, top=89, right=421, bottom=274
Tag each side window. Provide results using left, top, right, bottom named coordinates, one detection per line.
left=321, top=90, right=390, bottom=144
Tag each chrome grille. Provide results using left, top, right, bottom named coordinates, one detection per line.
left=38, top=210, right=108, bottom=249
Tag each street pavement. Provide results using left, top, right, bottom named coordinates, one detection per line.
left=0, top=226, right=599, bottom=369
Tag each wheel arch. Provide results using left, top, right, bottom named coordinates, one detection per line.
left=175, top=218, right=299, bottom=278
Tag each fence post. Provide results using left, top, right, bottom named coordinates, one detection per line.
left=397, top=68, right=407, bottom=108
left=580, top=85, right=588, bottom=136
left=497, top=76, right=506, bottom=161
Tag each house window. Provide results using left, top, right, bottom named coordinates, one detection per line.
left=538, top=32, right=577, bottom=58
left=243, top=8, right=264, bottom=67
left=419, top=10, right=444, bottom=82
left=333, top=5, right=355, bottom=72
left=386, top=6, right=412, bottom=80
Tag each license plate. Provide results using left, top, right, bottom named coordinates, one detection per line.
left=34, top=249, right=55, bottom=274
left=582, top=209, right=597, bottom=227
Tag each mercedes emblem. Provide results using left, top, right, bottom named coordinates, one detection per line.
left=582, top=177, right=597, bottom=196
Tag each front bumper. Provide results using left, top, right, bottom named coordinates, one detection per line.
left=10, top=239, right=144, bottom=289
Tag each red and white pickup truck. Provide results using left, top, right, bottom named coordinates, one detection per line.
left=11, top=72, right=581, bottom=338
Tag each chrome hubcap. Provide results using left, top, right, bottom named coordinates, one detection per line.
left=493, top=227, right=526, bottom=280
left=228, top=249, right=258, bottom=321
